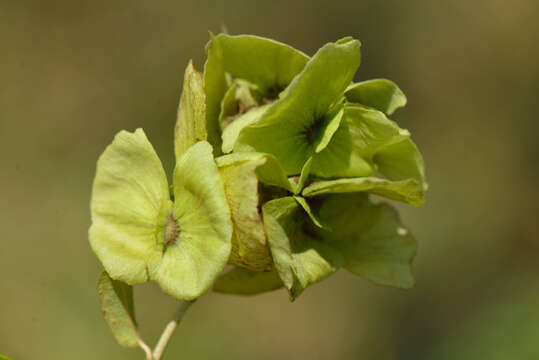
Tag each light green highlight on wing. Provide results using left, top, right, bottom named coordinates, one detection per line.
left=89, top=129, right=170, bottom=285
left=152, top=141, right=233, bottom=300
left=303, top=177, right=424, bottom=206
left=345, top=78, right=407, bottom=115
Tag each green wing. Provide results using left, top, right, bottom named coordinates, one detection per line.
left=263, top=197, right=343, bottom=300
left=345, top=79, right=407, bottom=115
left=317, top=194, right=417, bottom=288
left=208, top=33, right=309, bottom=96
left=311, top=104, right=409, bottom=178
left=216, top=152, right=291, bottom=271
left=89, top=129, right=171, bottom=284
left=235, top=38, right=362, bottom=175
left=97, top=271, right=139, bottom=347
left=151, top=141, right=233, bottom=300
left=303, top=177, right=424, bottom=206
left=374, top=137, right=428, bottom=190
left=174, top=61, right=207, bottom=160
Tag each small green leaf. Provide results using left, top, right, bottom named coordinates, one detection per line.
left=311, top=104, right=409, bottom=178
left=235, top=38, right=362, bottom=175
left=302, top=177, right=425, bottom=206
left=0, top=354, right=12, bottom=360
left=151, top=141, right=233, bottom=300
left=291, top=157, right=313, bottom=195
left=89, top=129, right=171, bottom=285
left=374, top=138, right=428, bottom=190
left=263, top=197, right=343, bottom=300
left=294, top=196, right=326, bottom=228
left=214, top=267, right=283, bottom=295
left=313, top=104, right=344, bottom=153
left=218, top=80, right=261, bottom=131
left=174, top=61, right=207, bottom=160
left=345, top=79, right=407, bottom=115
left=97, top=271, right=139, bottom=348
left=221, top=104, right=270, bottom=154
left=317, top=194, right=416, bottom=288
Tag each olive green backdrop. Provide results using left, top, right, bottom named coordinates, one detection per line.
left=1, top=1, right=538, bottom=359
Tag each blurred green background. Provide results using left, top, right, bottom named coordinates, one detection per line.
left=2, top=1, right=538, bottom=359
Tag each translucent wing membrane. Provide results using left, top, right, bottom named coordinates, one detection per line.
left=311, top=104, right=410, bottom=178
left=174, top=61, right=207, bottom=160
left=263, top=197, right=343, bottom=300
left=216, top=152, right=292, bottom=271
left=89, top=129, right=170, bottom=284
left=208, top=34, right=309, bottom=96
left=345, top=79, right=407, bottom=115
left=234, top=38, right=362, bottom=175
left=152, top=141, right=232, bottom=300
left=90, top=133, right=233, bottom=301
left=316, top=194, right=417, bottom=288
left=303, top=177, right=425, bottom=206
left=374, top=137, right=428, bottom=190
left=204, top=34, right=310, bottom=154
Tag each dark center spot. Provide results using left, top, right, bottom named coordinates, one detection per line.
left=305, top=117, right=324, bottom=145
left=164, top=213, right=180, bottom=246
left=258, top=183, right=290, bottom=208
left=262, top=85, right=284, bottom=104
left=262, top=97, right=276, bottom=105
left=226, top=99, right=253, bottom=125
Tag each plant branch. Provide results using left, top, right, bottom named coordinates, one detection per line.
left=136, top=335, right=153, bottom=360
left=152, top=300, right=194, bottom=360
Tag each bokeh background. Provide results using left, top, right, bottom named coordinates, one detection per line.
left=2, top=1, right=539, bottom=359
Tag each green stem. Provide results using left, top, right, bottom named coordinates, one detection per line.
left=152, top=300, right=194, bottom=360
left=136, top=336, right=153, bottom=360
